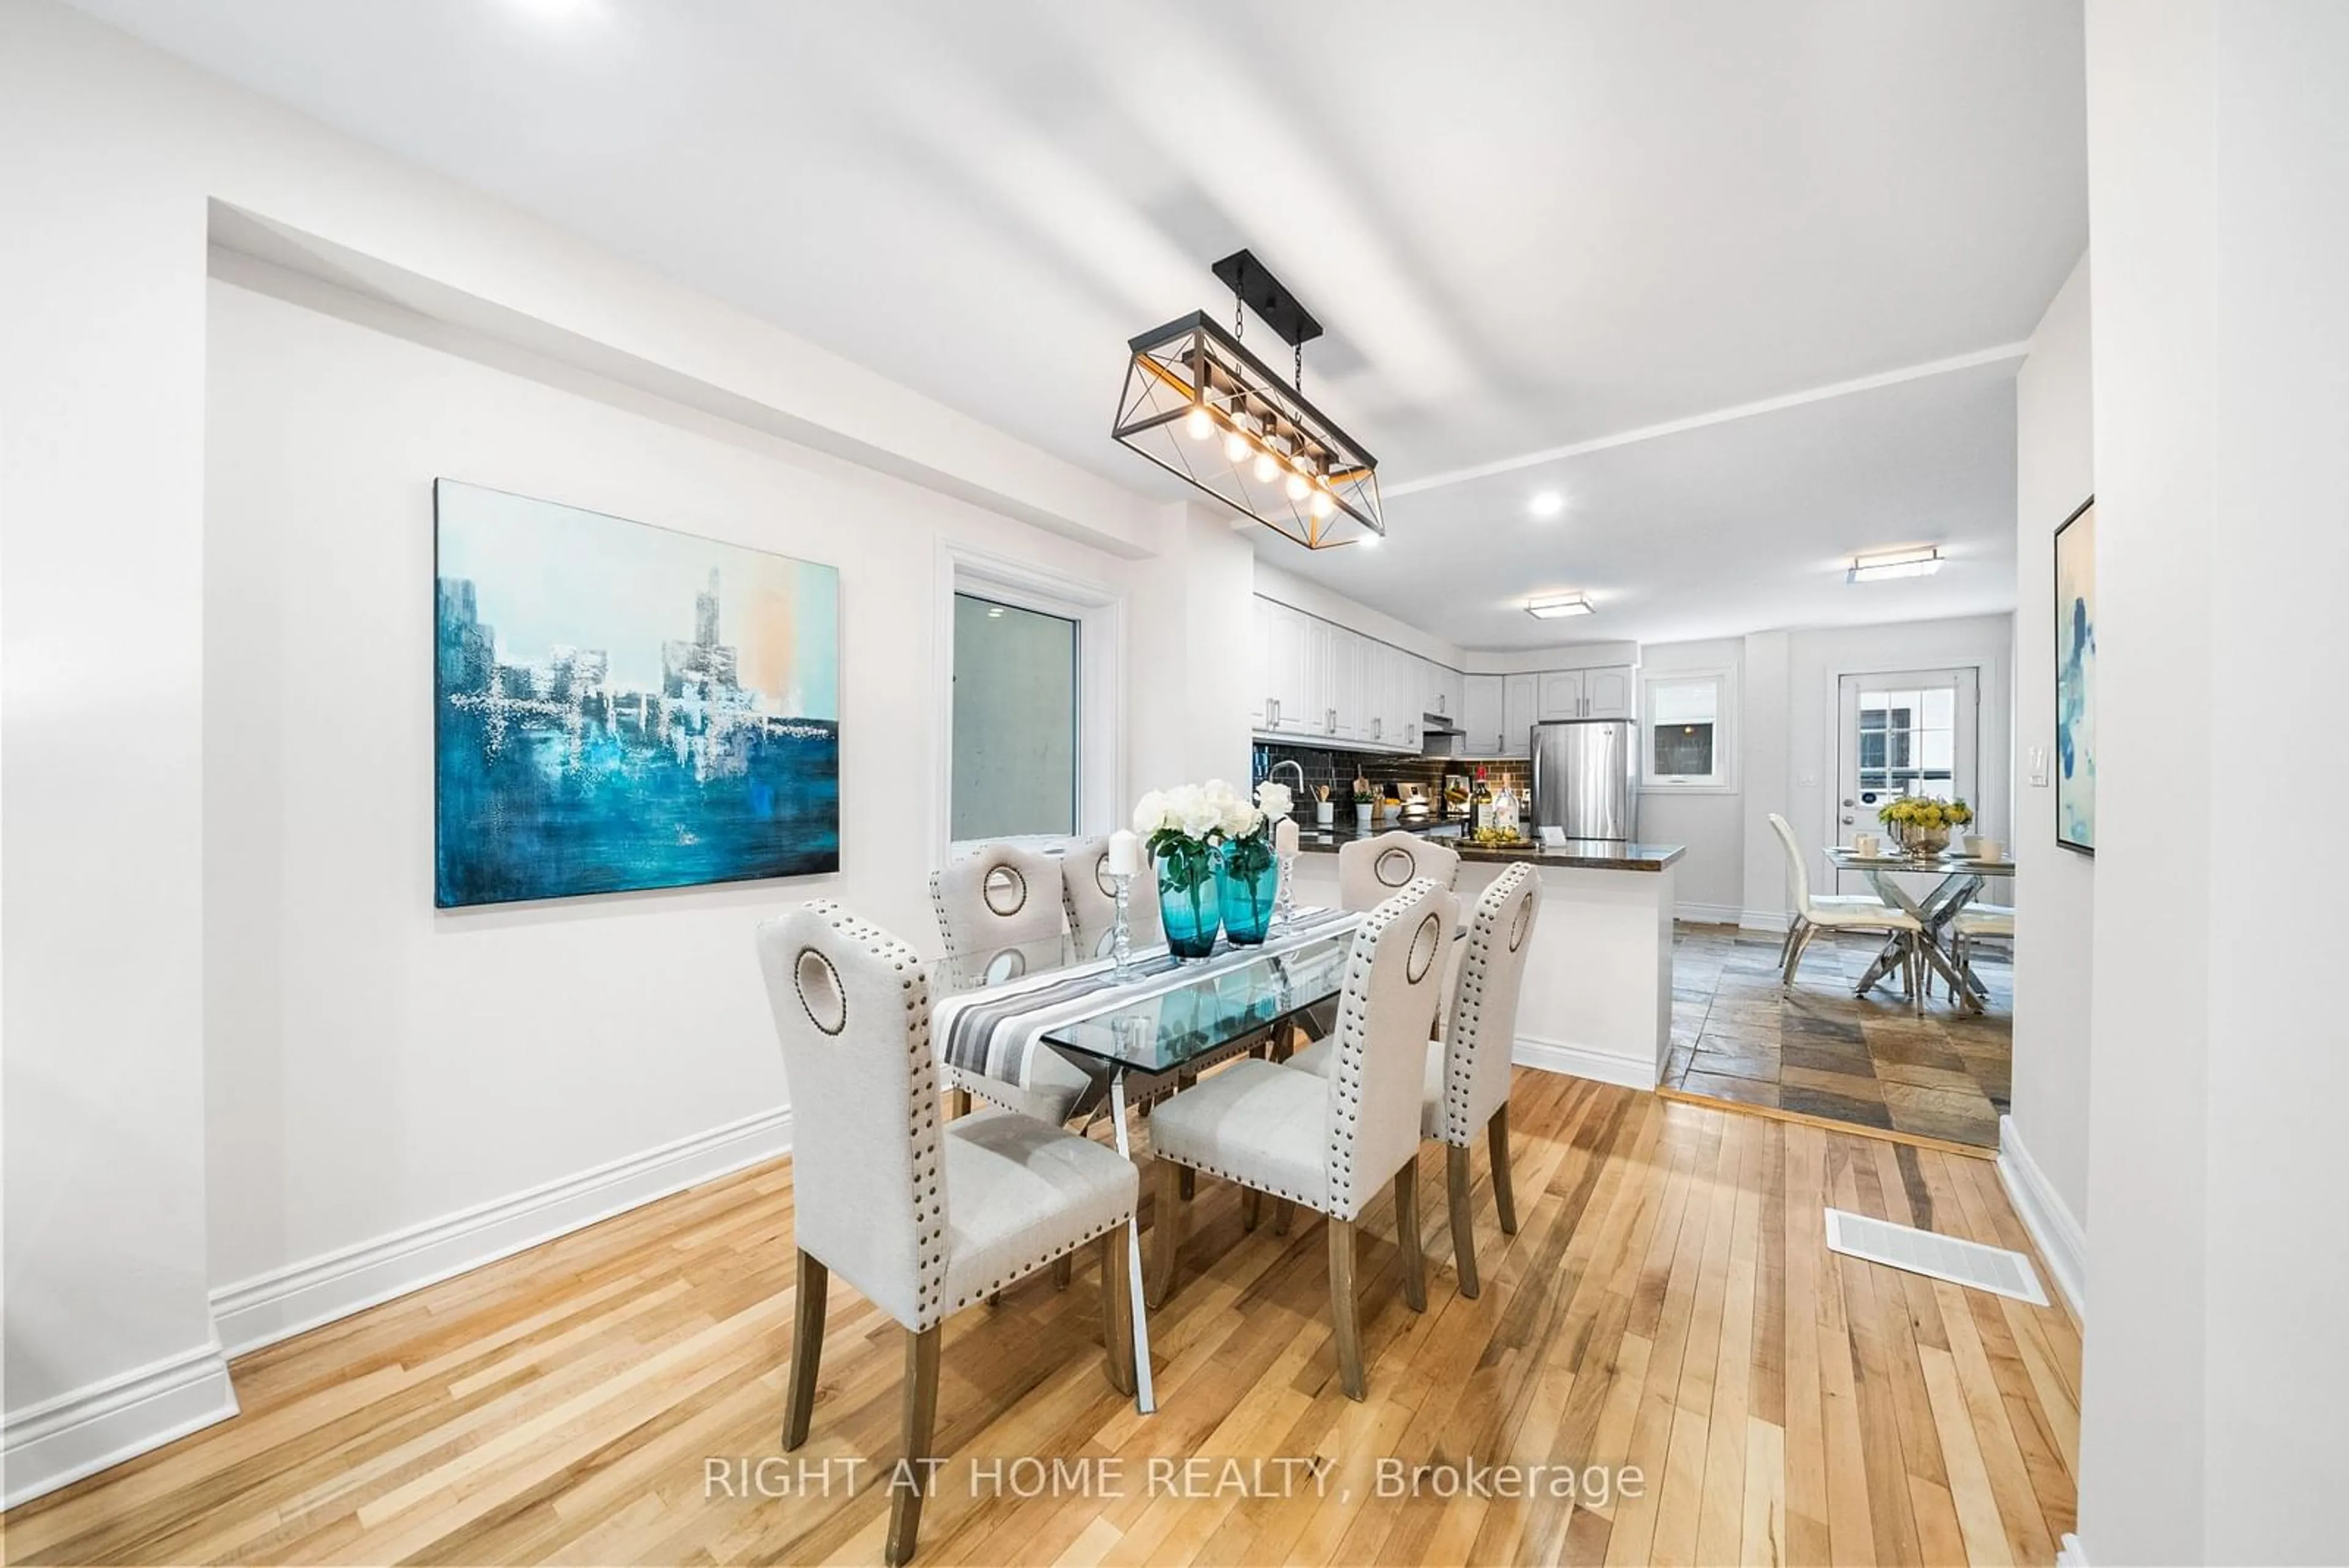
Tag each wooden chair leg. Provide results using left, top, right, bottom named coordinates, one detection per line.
left=1053, top=1254, right=1073, bottom=1291
left=1446, top=1143, right=1480, bottom=1299
left=1272, top=1199, right=1294, bottom=1235
left=1327, top=1216, right=1365, bottom=1400
left=1179, top=1167, right=1195, bottom=1202
left=949, top=1085, right=971, bottom=1119
left=885, top=1325, right=941, bottom=1568
left=1242, top=1186, right=1263, bottom=1232
left=1488, top=1106, right=1518, bottom=1235
left=783, top=1249, right=827, bottom=1449
left=1394, top=1159, right=1427, bottom=1313
left=1098, top=1227, right=1135, bottom=1397
left=1147, top=1159, right=1186, bottom=1309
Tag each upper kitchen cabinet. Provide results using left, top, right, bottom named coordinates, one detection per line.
left=1254, top=597, right=1312, bottom=734
left=1461, top=674, right=1503, bottom=754
left=1535, top=664, right=1638, bottom=722
left=1537, top=669, right=1584, bottom=721
left=1503, top=674, right=1539, bottom=753
left=1583, top=664, right=1635, bottom=720
left=1429, top=664, right=1463, bottom=726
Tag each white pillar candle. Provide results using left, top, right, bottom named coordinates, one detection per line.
left=1275, top=818, right=1299, bottom=857
left=1106, top=828, right=1143, bottom=877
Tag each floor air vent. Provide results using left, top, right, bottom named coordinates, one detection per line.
left=1824, top=1208, right=2047, bottom=1306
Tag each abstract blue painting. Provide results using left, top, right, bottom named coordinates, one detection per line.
left=2054, top=497, right=2096, bottom=853
left=434, top=480, right=839, bottom=907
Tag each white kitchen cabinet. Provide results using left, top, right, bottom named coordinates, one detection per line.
left=1304, top=617, right=1339, bottom=737
left=1461, top=675, right=1503, bottom=754
left=1534, top=664, right=1637, bottom=723
left=1255, top=598, right=1311, bottom=734
left=1431, top=664, right=1463, bottom=726
left=1537, top=669, right=1584, bottom=721
left=1503, top=674, right=1538, bottom=756
left=1331, top=631, right=1368, bottom=741
left=1584, top=664, right=1636, bottom=720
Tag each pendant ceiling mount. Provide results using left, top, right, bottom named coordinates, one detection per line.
left=1112, top=250, right=1383, bottom=550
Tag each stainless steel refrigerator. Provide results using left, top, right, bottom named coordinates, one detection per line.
left=1531, top=718, right=1638, bottom=844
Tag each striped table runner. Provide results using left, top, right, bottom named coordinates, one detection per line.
left=933, top=907, right=1359, bottom=1091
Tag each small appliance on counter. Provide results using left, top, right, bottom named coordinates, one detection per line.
left=1400, top=786, right=1431, bottom=821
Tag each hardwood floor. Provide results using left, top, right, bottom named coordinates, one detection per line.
left=2, top=1074, right=2076, bottom=1566
left=1666, top=925, right=2013, bottom=1151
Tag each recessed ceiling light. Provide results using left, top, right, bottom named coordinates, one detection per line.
left=1529, top=491, right=1565, bottom=519
left=1526, top=592, right=1593, bottom=619
left=1847, top=545, right=1944, bottom=583
left=1356, top=534, right=1381, bottom=550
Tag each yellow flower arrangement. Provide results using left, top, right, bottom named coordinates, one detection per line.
left=1877, top=795, right=1974, bottom=830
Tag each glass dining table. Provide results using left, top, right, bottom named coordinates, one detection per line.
left=927, top=914, right=1363, bottom=1414
left=1822, top=845, right=2016, bottom=1014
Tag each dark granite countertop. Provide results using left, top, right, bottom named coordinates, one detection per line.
left=1288, top=821, right=1684, bottom=872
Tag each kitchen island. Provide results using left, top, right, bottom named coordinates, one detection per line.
left=1286, top=831, right=1683, bottom=1090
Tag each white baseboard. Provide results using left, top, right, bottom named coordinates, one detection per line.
left=1995, top=1113, right=2087, bottom=1320
left=2, top=1337, right=239, bottom=1510
left=1675, top=901, right=1744, bottom=927
left=1739, top=907, right=1792, bottom=934
left=210, top=1105, right=793, bottom=1357
left=1513, top=1035, right=1660, bottom=1091
left=2057, top=1533, right=2089, bottom=1566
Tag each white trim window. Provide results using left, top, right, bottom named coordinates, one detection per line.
left=1642, top=671, right=1734, bottom=792
left=937, top=544, right=1125, bottom=860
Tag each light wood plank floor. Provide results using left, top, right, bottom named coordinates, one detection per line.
left=1, top=1074, right=2077, bottom=1566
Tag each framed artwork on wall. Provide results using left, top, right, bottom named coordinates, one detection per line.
left=433, top=480, right=840, bottom=907
left=2054, top=496, right=2096, bottom=854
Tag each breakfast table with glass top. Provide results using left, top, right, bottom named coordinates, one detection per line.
left=927, top=910, right=1365, bottom=1416
left=1823, top=845, right=2016, bottom=1014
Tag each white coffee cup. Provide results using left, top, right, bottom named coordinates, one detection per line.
left=1964, top=836, right=2002, bottom=862
left=1852, top=833, right=1881, bottom=857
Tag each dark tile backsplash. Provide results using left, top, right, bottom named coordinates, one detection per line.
left=1251, top=742, right=1530, bottom=817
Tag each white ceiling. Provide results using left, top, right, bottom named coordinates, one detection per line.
left=75, top=0, right=2084, bottom=648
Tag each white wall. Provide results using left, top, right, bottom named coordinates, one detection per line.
left=2077, top=4, right=2349, bottom=1562
left=1635, top=637, right=1746, bottom=918
left=0, top=1, right=1225, bottom=1504
left=202, top=272, right=1162, bottom=1310
left=2006, top=253, right=2095, bottom=1250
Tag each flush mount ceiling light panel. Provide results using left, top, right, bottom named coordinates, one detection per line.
left=1847, top=544, right=1944, bottom=583
left=1112, top=250, right=1383, bottom=550
left=1526, top=592, right=1594, bottom=620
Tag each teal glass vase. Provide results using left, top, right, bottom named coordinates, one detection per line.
left=1154, top=839, right=1222, bottom=959
left=1215, top=830, right=1278, bottom=945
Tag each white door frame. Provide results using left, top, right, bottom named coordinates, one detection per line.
left=934, top=540, right=1126, bottom=864
left=1829, top=666, right=1981, bottom=896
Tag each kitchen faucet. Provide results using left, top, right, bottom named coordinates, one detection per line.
left=1267, top=757, right=1307, bottom=804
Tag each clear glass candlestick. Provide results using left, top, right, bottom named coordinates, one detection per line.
left=1110, top=872, right=1134, bottom=979
left=1275, top=852, right=1297, bottom=931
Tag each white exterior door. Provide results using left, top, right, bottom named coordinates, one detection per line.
left=1833, top=668, right=1980, bottom=894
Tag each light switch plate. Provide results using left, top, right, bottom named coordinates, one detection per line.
left=2027, top=745, right=2050, bottom=787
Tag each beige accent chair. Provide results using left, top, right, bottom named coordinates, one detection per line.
left=1768, top=813, right=1925, bottom=1009
left=756, top=903, right=1139, bottom=1567
left=929, top=842, right=1090, bottom=1122
left=1145, top=877, right=1461, bottom=1399
left=1059, top=835, right=1162, bottom=956
left=1289, top=863, right=1541, bottom=1298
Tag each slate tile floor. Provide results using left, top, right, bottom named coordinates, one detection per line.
left=1666, top=921, right=2012, bottom=1148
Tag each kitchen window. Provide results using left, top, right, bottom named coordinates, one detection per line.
left=1642, top=671, right=1734, bottom=792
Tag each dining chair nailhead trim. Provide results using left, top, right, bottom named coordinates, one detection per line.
left=1443, top=864, right=1536, bottom=1148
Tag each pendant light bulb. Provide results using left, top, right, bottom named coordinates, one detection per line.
left=1224, top=430, right=1251, bottom=463
left=1184, top=407, right=1214, bottom=441
left=1308, top=490, right=1336, bottom=519
left=1252, top=450, right=1280, bottom=483
left=1285, top=471, right=1310, bottom=501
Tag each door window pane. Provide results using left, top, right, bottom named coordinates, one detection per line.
left=952, top=594, right=1077, bottom=839
left=1858, top=684, right=1957, bottom=795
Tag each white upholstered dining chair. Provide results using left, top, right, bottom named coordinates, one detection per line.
left=1059, top=835, right=1162, bottom=956
left=929, top=842, right=1091, bottom=1123
left=1337, top=829, right=1462, bottom=908
left=1288, top=863, right=1541, bottom=1298
left=1145, top=877, right=1461, bottom=1399
left=1768, top=813, right=1925, bottom=1009
left=756, top=903, right=1140, bottom=1567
